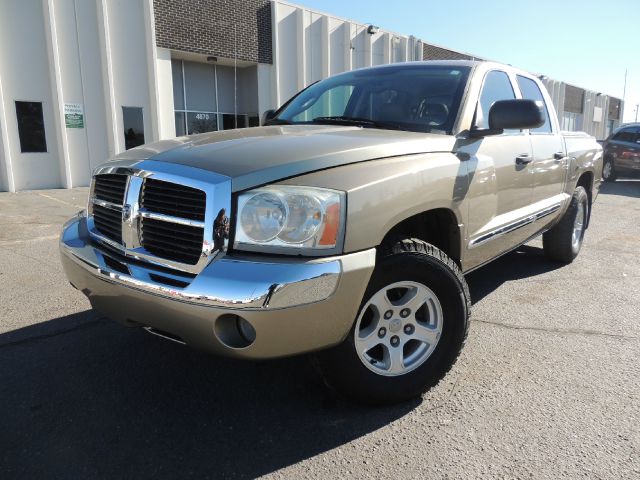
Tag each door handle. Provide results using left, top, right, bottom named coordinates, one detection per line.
left=553, top=151, right=566, bottom=162
left=516, top=153, right=532, bottom=165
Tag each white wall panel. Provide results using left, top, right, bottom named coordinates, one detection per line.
left=328, top=19, right=346, bottom=75
left=156, top=47, right=175, bottom=138
left=274, top=3, right=299, bottom=104
left=103, top=0, right=155, bottom=153
left=50, top=0, right=92, bottom=187
left=0, top=0, right=62, bottom=190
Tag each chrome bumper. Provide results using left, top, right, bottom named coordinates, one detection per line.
left=59, top=212, right=375, bottom=359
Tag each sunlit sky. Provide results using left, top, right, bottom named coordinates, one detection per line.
left=293, top=0, right=639, bottom=123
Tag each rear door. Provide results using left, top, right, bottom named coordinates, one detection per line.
left=460, top=70, right=536, bottom=269
left=516, top=75, right=568, bottom=222
left=612, top=127, right=640, bottom=172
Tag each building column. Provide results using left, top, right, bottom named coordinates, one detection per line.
left=96, top=0, right=118, bottom=157
left=143, top=0, right=160, bottom=142
left=0, top=70, right=14, bottom=192
left=321, top=16, right=330, bottom=78
left=344, top=22, right=353, bottom=71
left=364, top=29, right=372, bottom=67
left=270, top=0, right=281, bottom=107
left=43, top=0, right=72, bottom=188
left=383, top=33, right=391, bottom=64
left=296, top=8, right=307, bottom=90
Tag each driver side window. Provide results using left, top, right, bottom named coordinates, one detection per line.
left=475, top=71, right=516, bottom=130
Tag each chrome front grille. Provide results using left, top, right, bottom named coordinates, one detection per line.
left=141, top=178, right=206, bottom=221
left=92, top=204, right=123, bottom=244
left=93, top=174, right=127, bottom=204
left=87, top=165, right=229, bottom=274
left=92, top=174, right=127, bottom=243
left=140, top=217, right=204, bottom=265
left=139, top=179, right=206, bottom=265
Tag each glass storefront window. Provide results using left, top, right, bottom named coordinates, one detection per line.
left=171, top=59, right=258, bottom=137
left=183, top=61, right=216, bottom=112
left=562, top=111, right=583, bottom=132
left=221, top=113, right=249, bottom=130
left=187, top=112, right=217, bottom=134
left=175, top=112, right=186, bottom=137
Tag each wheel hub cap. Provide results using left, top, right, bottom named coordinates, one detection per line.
left=389, top=318, right=402, bottom=333
left=354, top=281, right=444, bottom=377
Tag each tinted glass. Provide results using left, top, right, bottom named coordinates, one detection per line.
left=216, top=66, right=235, bottom=113
left=175, top=111, right=186, bottom=136
left=276, top=65, right=471, bottom=134
left=187, top=111, right=217, bottom=134
left=183, top=61, right=216, bottom=112
left=15, top=101, right=46, bottom=152
left=516, top=75, right=552, bottom=133
left=221, top=114, right=248, bottom=130
left=171, top=59, right=185, bottom=110
left=291, top=85, right=353, bottom=122
left=613, top=128, right=637, bottom=142
left=475, top=71, right=515, bottom=130
left=122, top=107, right=145, bottom=150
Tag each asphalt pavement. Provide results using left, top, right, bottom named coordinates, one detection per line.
left=0, top=181, right=638, bottom=479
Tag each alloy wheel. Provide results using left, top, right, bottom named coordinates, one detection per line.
left=354, top=281, right=443, bottom=376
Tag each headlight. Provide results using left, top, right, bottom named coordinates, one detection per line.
left=235, top=186, right=345, bottom=254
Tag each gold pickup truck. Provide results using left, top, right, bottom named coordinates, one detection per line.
left=60, top=61, right=602, bottom=404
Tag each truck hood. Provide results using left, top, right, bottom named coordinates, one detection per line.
left=109, top=125, right=456, bottom=191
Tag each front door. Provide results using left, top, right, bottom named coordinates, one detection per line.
left=460, top=70, right=536, bottom=270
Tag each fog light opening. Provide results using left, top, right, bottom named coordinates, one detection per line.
left=214, top=314, right=256, bottom=349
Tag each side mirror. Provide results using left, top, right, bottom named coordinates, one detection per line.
left=489, top=99, right=544, bottom=130
left=262, top=109, right=277, bottom=126
left=469, top=99, right=544, bottom=138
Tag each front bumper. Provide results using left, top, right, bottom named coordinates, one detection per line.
left=60, top=213, right=375, bottom=359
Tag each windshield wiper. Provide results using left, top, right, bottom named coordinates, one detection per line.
left=311, top=116, right=403, bottom=130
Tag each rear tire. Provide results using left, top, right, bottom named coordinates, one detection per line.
left=602, top=157, right=616, bottom=182
left=313, top=239, right=470, bottom=405
left=543, top=186, right=589, bottom=263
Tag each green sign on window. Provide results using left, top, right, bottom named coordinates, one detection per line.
left=64, top=103, right=84, bottom=128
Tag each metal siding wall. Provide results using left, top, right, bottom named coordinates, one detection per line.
left=271, top=1, right=418, bottom=113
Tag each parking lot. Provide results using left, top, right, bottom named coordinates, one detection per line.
left=1, top=181, right=638, bottom=479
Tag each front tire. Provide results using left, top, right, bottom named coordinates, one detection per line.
left=543, top=186, right=589, bottom=263
left=602, top=157, right=616, bottom=182
left=313, top=239, right=470, bottom=405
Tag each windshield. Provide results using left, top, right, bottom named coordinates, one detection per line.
left=272, top=65, right=471, bottom=134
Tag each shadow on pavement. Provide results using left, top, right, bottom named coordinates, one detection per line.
left=466, top=245, right=563, bottom=304
left=599, top=179, right=640, bottom=198
left=0, top=311, right=416, bottom=479
left=1, top=243, right=574, bottom=478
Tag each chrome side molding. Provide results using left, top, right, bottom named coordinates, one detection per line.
left=469, top=202, right=563, bottom=248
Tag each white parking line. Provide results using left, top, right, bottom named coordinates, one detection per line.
left=37, top=192, right=84, bottom=209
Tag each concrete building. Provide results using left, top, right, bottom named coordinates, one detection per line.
left=0, top=0, right=623, bottom=192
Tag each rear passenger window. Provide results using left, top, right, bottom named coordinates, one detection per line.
left=516, top=75, right=552, bottom=133
left=613, top=128, right=637, bottom=142
left=475, top=71, right=516, bottom=131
